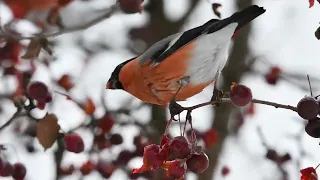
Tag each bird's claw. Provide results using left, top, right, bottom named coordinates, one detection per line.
left=210, top=88, right=224, bottom=107
left=169, top=100, right=184, bottom=120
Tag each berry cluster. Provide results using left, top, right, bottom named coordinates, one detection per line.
left=296, top=96, right=320, bottom=138
left=0, top=158, right=26, bottom=180
left=132, top=135, right=209, bottom=179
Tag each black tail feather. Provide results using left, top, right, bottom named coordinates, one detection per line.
left=207, top=5, right=266, bottom=34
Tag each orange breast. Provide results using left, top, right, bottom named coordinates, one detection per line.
left=120, top=42, right=213, bottom=105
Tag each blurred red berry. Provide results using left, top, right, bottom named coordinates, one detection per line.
left=110, top=133, right=123, bottom=145
left=202, top=129, right=218, bottom=148
left=57, top=74, right=74, bottom=91
left=164, top=160, right=186, bottom=179
left=27, top=81, right=49, bottom=102
left=118, top=0, right=144, bottom=14
left=309, top=0, right=315, bottom=8
left=98, top=114, right=114, bottom=134
left=12, top=163, right=26, bottom=180
left=117, top=150, right=134, bottom=165
left=245, top=103, right=255, bottom=115
left=64, top=134, right=84, bottom=153
left=0, top=161, right=13, bottom=177
left=80, top=161, right=95, bottom=175
left=265, top=66, right=281, bottom=85
left=186, top=152, right=209, bottom=174
left=169, top=136, right=191, bottom=159
left=221, top=166, right=230, bottom=176
left=0, top=41, right=21, bottom=64
left=3, top=66, right=17, bottom=75
left=300, top=167, right=318, bottom=180
left=297, top=97, right=319, bottom=120
left=230, top=82, right=252, bottom=106
left=96, top=161, right=115, bottom=179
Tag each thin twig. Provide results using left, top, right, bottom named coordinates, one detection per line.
left=0, top=108, right=23, bottom=131
left=1, top=4, right=120, bottom=40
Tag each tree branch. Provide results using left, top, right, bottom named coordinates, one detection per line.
left=0, top=108, right=23, bottom=131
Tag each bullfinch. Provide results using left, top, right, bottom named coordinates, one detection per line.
left=106, top=5, right=266, bottom=106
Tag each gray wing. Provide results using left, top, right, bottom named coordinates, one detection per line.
left=138, top=33, right=182, bottom=65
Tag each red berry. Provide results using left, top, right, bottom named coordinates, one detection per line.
left=265, top=66, right=281, bottom=85
left=27, top=81, right=49, bottom=102
left=166, top=160, right=186, bottom=179
left=96, top=161, right=115, bottom=178
left=143, top=144, right=163, bottom=169
left=221, top=166, right=230, bottom=176
left=169, top=136, right=191, bottom=159
left=117, top=150, right=134, bottom=165
left=110, top=133, right=123, bottom=145
left=118, top=0, right=144, bottom=14
left=64, top=134, right=84, bottom=153
left=230, top=83, right=252, bottom=106
left=12, top=163, right=26, bottom=180
left=297, top=97, right=319, bottom=120
left=80, top=161, right=95, bottom=175
left=186, top=152, right=209, bottom=174
left=98, top=115, right=114, bottom=134
left=202, top=129, right=218, bottom=148
left=0, top=161, right=13, bottom=177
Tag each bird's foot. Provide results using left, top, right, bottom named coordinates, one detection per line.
left=169, top=100, right=184, bottom=120
left=210, top=88, right=224, bottom=107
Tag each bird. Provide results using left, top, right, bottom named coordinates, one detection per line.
left=106, top=5, right=266, bottom=106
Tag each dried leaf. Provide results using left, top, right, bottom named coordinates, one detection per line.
left=21, top=38, right=41, bottom=59
left=36, top=113, right=60, bottom=150
left=40, top=38, right=52, bottom=55
left=212, top=3, right=222, bottom=18
left=82, top=99, right=96, bottom=115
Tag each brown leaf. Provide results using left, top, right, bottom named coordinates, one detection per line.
left=21, top=38, right=41, bottom=59
left=212, top=3, right=222, bottom=18
left=40, top=38, right=52, bottom=55
left=36, top=113, right=60, bottom=150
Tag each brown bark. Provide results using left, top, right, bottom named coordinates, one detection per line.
left=197, top=0, right=253, bottom=179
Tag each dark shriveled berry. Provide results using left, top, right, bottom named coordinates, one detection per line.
left=110, top=133, right=123, bottom=145
left=305, top=120, right=320, bottom=138
left=297, top=97, right=319, bottom=120
left=230, top=83, right=252, bottom=106
left=169, top=136, right=191, bottom=159
left=186, top=152, right=209, bottom=174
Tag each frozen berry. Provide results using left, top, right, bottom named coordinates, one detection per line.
left=110, top=133, right=123, bottom=145
left=64, top=134, right=84, bottom=153
left=202, top=129, right=218, bottom=148
left=186, top=152, right=209, bottom=174
left=118, top=0, right=144, bottom=14
left=166, top=160, right=186, bottom=179
left=0, top=161, right=13, bottom=177
left=12, top=163, right=26, bottom=180
left=80, top=161, right=95, bottom=175
left=143, top=144, right=162, bottom=169
left=230, top=83, right=252, bottom=106
left=27, top=81, right=49, bottom=102
left=297, top=97, right=319, bottom=120
left=96, top=161, right=115, bottom=178
left=221, top=166, right=230, bottom=176
left=169, top=136, right=191, bottom=159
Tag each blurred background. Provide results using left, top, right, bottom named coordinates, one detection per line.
left=0, top=0, right=320, bottom=179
